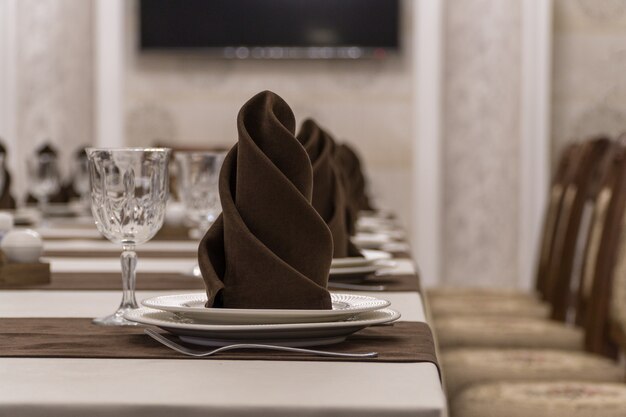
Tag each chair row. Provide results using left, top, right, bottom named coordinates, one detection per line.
left=426, top=137, right=626, bottom=416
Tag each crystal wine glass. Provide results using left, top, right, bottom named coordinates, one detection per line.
left=27, top=153, right=61, bottom=217
left=175, top=151, right=226, bottom=239
left=87, top=147, right=171, bottom=326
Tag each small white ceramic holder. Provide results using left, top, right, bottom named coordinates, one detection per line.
left=1, top=229, right=43, bottom=263
left=0, top=229, right=49, bottom=286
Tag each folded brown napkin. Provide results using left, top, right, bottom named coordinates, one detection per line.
left=26, top=142, right=69, bottom=204
left=335, top=143, right=375, bottom=230
left=0, top=141, right=16, bottom=209
left=198, top=91, right=333, bottom=309
left=297, top=119, right=361, bottom=258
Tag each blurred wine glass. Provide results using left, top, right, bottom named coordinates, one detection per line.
left=175, top=151, right=226, bottom=239
left=87, top=147, right=171, bottom=326
left=0, top=153, right=6, bottom=197
left=27, top=153, right=61, bottom=217
left=72, top=155, right=91, bottom=211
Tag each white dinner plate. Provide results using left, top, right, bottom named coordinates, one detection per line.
left=125, top=307, right=400, bottom=347
left=352, top=233, right=393, bottom=249
left=141, top=292, right=391, bottom=324
left=329, top=264, right=383, bottom=279
left=356, top=218, right=397, bottom=233
left=330, top=249, right=392, bottom=268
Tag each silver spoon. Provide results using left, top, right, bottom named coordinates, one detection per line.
left=145, top=328, right=378, bottom=358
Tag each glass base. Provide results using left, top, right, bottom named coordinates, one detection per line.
left=92, top=306, right=139, bottom=326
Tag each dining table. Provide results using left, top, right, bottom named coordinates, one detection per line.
left=0, top=215, right=447, bottom=417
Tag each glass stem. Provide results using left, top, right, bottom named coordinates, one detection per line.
left=119, top=245, right=138, bottom=310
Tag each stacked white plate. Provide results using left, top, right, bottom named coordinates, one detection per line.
left=125, top=292, right=400, bottom=347
left=329, top=249, right=395, bottom=282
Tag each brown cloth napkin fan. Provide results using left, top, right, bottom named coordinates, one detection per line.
left=198, top=91, right=333, bottom=310
left=297, top=119, right=361, bottom=258
left=0, top=141, right=16, bottom=209
left=26, top=142, right=69, bottom=204
left=335, top=143, right=375, bottom=233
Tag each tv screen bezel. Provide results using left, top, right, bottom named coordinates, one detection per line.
left=137, top=0, right=401, bottom=60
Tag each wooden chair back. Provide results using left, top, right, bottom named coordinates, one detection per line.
left=534, top=143, right=582, bottom=298
left=574, top=152, right=617, bottom=327
left=546, top=137, right=614, bottom=321
left=580, top=144, right=626, bottom=357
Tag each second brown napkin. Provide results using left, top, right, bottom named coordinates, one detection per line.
left=336, top=143, right=375, bottom=229
left=198, top=91, right=333, bottom=309
left=0, top=141, right=16, bottom=209
left=297, top=119, right=361, bottom=258
left=26, top=142, right=68, bottom=204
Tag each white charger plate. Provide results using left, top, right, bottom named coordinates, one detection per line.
left=329, top=264, right=382, bottom=278
left=352, top=233, right=393, bottom=249
left=356, top=218, right=397, bottom=233
left=141, top=292, right=391, bottom=324
left=125, top=307, right=400, bottom=347
left=330, top=249, right=392, bottom=268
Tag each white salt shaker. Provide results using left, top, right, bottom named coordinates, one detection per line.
left=1, top=229, right=43, bottom=263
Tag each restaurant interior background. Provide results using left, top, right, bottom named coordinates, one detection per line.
left=0, top=0, right=624, bottom=290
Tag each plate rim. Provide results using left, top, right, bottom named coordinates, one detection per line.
left=125, top=307, right=401, bottom=331
left=331, top=249, right=392, bottom=268
left=329, top=264, right=383, bottom=275
left=141, top=292, right=391, bottom=317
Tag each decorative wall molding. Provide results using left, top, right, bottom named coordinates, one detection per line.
left=442, top=0, right=523, bottom=288
left=413, top=0, right=444, bottom=287
left=95, top=0, right=124, bottom=148
left=519, top=0, right=553, bottom=290
left=552, top=0, right=626, bottom=160
left=1, top=0, right=94, bottom=200
left=0, top=0, right=18, bottom=175
left=439, top=0, right=552, bottom=289
left=575, top=0, right=626, bottom=21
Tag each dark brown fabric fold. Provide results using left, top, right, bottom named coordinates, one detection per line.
left=336, top=143, right=374, bottom=210
left=297, top=119, right=361, bottom=258
left=198, top=91, right=333, bottom=309
left=0, top=169, right=16, bottom=209
left=26, top=142, right=69, bottom=204
left=0, top=318, right=439, bottom=372
left=335, top=143, right=374, bottom=234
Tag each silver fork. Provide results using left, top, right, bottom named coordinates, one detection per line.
left=145, top=329, right=378, bottom=358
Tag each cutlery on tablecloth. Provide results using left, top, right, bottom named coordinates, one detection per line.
left=144, top=328, right=379, bottom=358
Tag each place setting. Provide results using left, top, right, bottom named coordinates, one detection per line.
left=130, top=292, right=399, bottom=350
left=29, top=92, right=429, bottom=361
left=6, top=0, right=626, bottom=415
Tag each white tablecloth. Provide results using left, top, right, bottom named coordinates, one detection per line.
left=0, top=256, right=446, bottom=417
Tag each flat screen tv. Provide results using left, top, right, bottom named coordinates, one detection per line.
left=139, top=0, right=400, bottom=59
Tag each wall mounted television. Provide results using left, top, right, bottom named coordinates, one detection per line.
left=139, top=0, right=400, bottom=59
